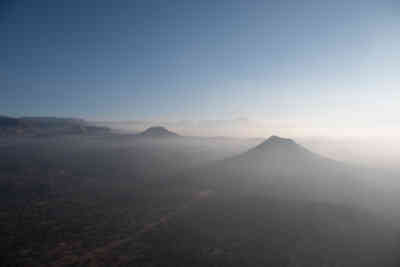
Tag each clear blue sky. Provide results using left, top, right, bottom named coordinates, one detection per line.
left=1, top=0, right=399, bottom=133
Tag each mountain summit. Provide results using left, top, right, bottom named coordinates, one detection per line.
left=139, top=126, right=179, bottom=138
left=254, top=135, right=297, bottom=150
left=237, top=135, right=328, bottom=169
left=243, top=135, right=312, bottom=160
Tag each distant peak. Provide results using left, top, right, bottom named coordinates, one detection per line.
left=266, top=135, right=295, bottom=144
left=146, top=126, right=168, bottom=131
left=254, top=135, right=297, bottom=150
left=139, top=126, right=179, bottom=137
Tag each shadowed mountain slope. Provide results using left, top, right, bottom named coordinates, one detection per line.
left=191, top=135, right=372, bottom=208
left=146, top=136, right=399, bottom=266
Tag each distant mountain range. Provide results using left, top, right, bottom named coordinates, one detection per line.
left=0, top=116, right=188, bottom=139
left=0, top=115, right=110, bottom=137
left=0, top=116, right=184, bottom=139
left=0, top=117, right=391, bottom=213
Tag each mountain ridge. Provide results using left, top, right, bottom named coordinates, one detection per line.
left=0, top=115, right=110, bottom=136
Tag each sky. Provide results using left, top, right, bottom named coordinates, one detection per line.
left=1, top=0, right=399, bottom=137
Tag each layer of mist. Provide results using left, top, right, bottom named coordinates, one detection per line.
left=1, top=122, right=399, bottom=266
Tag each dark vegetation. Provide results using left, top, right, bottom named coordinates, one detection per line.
left=0, top=124, right=399, bottom=266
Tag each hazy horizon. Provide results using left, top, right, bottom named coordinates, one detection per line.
left=2, top=0, right=399, bottom=141
left=3, top=113, right=400, bottom=169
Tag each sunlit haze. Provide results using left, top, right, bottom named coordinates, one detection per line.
left=2, top=2, right=400, bottom=266
left=1, top=0, right=399, bottom=139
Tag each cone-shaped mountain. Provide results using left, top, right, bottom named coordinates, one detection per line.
left=139, top=126, right=179, bottom=137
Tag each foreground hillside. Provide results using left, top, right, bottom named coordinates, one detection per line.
left=0, top=133, right=399, bottom=266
